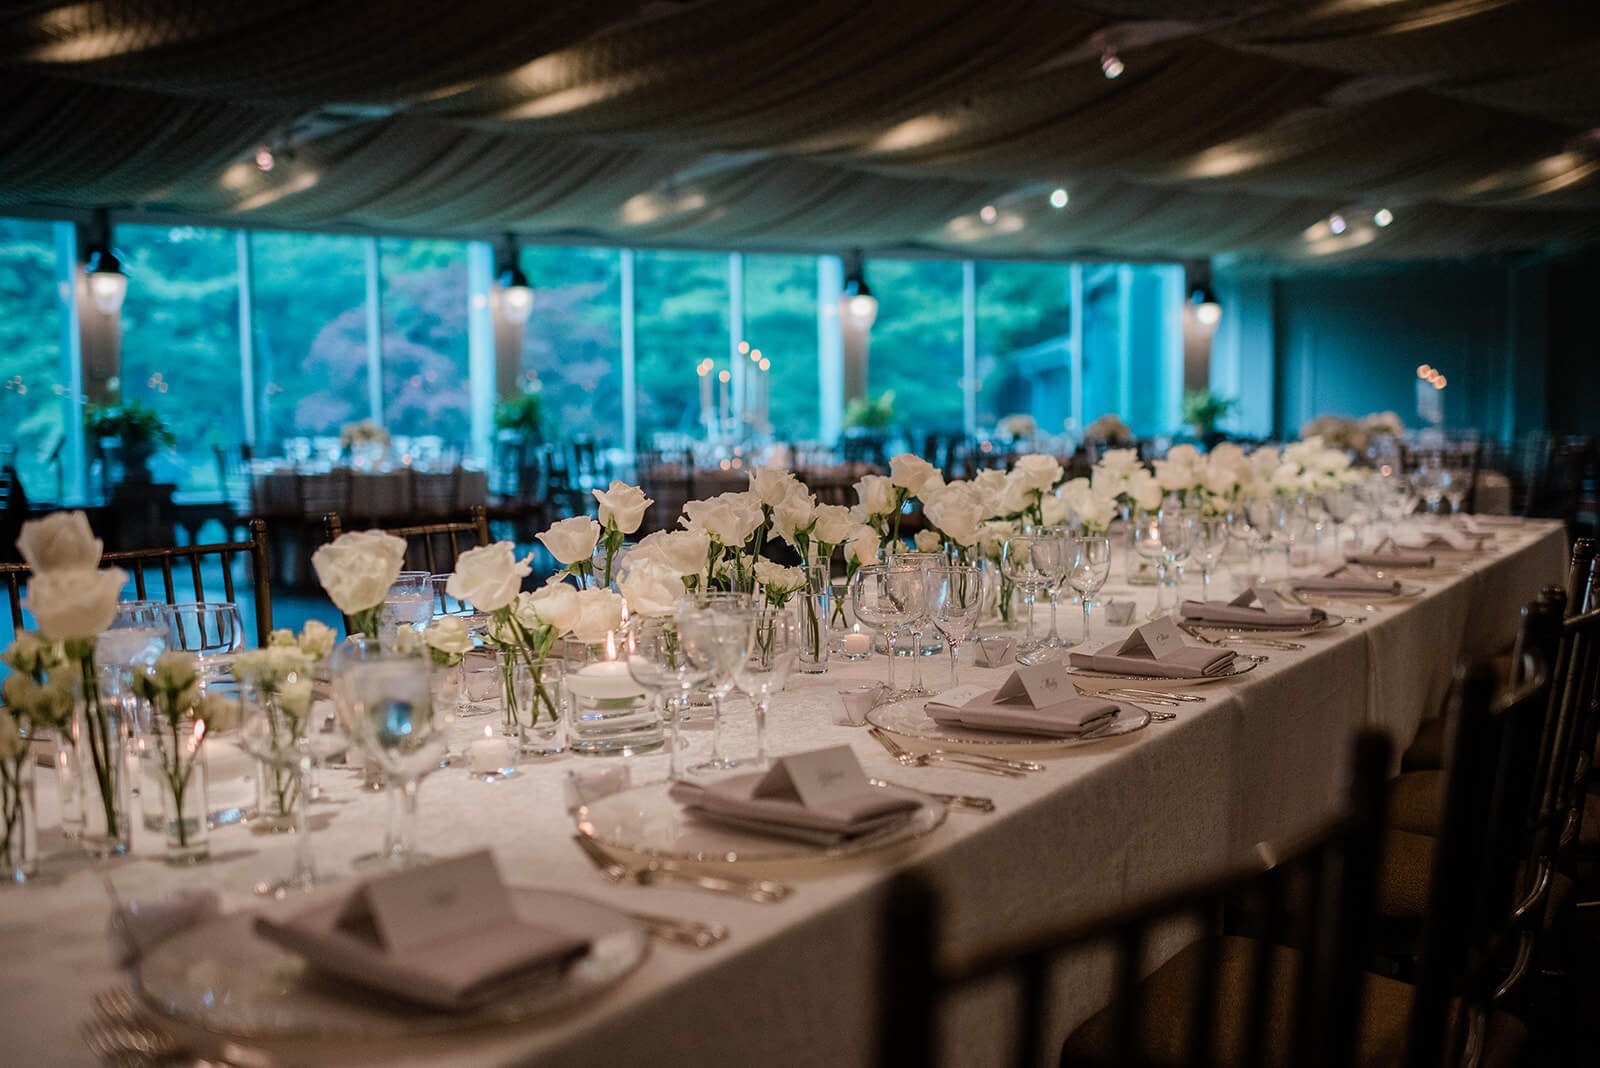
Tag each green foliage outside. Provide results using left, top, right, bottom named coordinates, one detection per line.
left=84, top=399, right=175, bottom=447
left=843, top=390, right=896, bottom=429
left=1183, top=389, right=1236, bottom=436
left=494, top=391, right=543, bottom=435
left=0, top=218, right=63, bottom=495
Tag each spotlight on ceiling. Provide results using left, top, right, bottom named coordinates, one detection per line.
left=1373, top=208, right=1394, bottom=228
left=840, top=248, right=878, bottom=330
left=979, top=204, right=998, bottom=224
left=1188, top=284, right=1221, bottom=326
left=494, top=232, right=534, bottom=325
left=1328, top=212, right=1348, bottom=236
left=1049, top=187, right=1069, bottom=209
left=255, top=147, right=275, bottom=172
left=82, top=207, right=127, bottom=316
left=1100, top=47, right=1124, bottom=79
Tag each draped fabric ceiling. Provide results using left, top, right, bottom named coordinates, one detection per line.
left=2, top=0, right=1599, bottom=263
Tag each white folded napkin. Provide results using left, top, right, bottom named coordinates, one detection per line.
left=668, top=746, right=920, bottom=847
left=1293, top=567, right=1403, bottom=595
left=1346, top=548, right=1434, bottom=568
left=255, top=852, right=589, bottom=1012
left=925, top=689, right=1118, bottom=737
left=1180, top=588, right=1321, bottom=628
left=1067, top=618, right=1236, bottom=678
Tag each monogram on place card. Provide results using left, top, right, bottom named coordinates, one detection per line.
left=338, top=850, right=516, bottom=955
left=993, top=663, right=1074, bottom=708
left=1117, top=616, right=1186, bottom=660
left=755, top=745, right=873, bottom=809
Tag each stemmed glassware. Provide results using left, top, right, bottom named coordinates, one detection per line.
left=1002, top=533, right=1062, bottom=664
left=1443, top=464, right=1471, bottom=515
left=623, top=616, right=710, bottom=781
left=1322, top=488, right=1356, bottom=555
left=884, top=550, right=944, bottom=695
left=167, top=601, right=244, bottom=686
left=924, top=566, right=983, bottom=687
left=732, top=608, right=799, bottom=771
left=239, top=676, right=349, bottom=896
left=1157, top=505, right=1196, bottom=615
left=850, top=564, right=923, bottom=697
left=1035, top=525, right=1074, bottom=655
left=379, top=570, right=433, bottom=644
left=1412, top=457, right=1446, bottom=515
left=1066, top=536, right=1112, bottom=643
left=676, top=592, right=757, bottom=775
left=1188, top=516, right=1229, bottom=602
left=333, top=640, right=447, bottom=870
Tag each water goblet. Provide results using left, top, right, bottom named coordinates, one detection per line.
left=1003, top=533, right=1062, bottom=663
left=883, top=550, right=944, bottom=695
left=624, top=615, right=712, bottom=781
left=1156, top=505, right=1196, bottom=615
left=1067, top=536, right=1113, bottom=643
left=1188, top=517, right=1229, bottom=602
left=733, top=608, right=800, bottom=770
left=1322, top=488, right=1356, bottom=554
left=378, top=570, right=433, bottom=644
left=850, top=564, right=923, bottom=697
left=1130, top=516, right=1170, bottom=618
left=925, top=566, right=983, bottom=687
left=1443, top=466, right=1471, bottom=515
left=676, top=592, right=758, bottom=775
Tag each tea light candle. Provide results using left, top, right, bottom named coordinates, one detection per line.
left=566, top=660, right=646, bottom=700
left=468, top=726, right=508, bottom=776
left=843, top=631, right=872, bottom=656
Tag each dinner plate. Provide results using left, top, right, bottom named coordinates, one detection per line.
left=1181, top=613, right=1346, bottom=638
left=1065, top=659, right=1259, bottom=686
left=866, top=700, right=1150, bottom=751
left=575, top=780, right=946, bottom=865
left=136, top=888, right=647, bottom=1042
left=1292, top=582, right=1426, bottom=601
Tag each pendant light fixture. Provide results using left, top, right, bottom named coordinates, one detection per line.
left=1185, top=261, right=1221, bottom=326
left=494, top=232, right=534, bottom=325
left=83, top=207, right=127, bottom=316
left=840, top=248, right=878, bottom=330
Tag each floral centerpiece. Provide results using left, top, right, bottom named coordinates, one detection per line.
left=311, top=529, right=408, bottom=637
left=996, top=413, right=1037, bottom=441
left=338, top=419, right=390, bottom=450
left=18, top=512, right=130, bottom=852
left=1, top=635, right=71, bottom=881
left=1085, top=412, right=1134, bottom=446
left=132, top=652, right=233, bottom=861
left=592, top=480, right=653, bottom=587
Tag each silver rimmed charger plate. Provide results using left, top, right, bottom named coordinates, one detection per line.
left=1292, top=582, right=1426, bottom=601
left=1181, top=614, right=1345, bottom=638
left=866, top=700, right=1150, bottom=750
left=1065, top=659, right=1259, bottom=687
left=136, top=888, right=647, bottom=1042
left=575, top=780, right=946, bottom=866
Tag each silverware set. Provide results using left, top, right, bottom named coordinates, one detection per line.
left=82, top=987, right=248, bottom=1067
left=572, top=833, right=791, bottom=904
left=869, top=727, right=1041, bottom=778
left=1178, top=623, right=1303, bottom=652
left=623, top=909, right=730, bottom=949
left=868, top=778, right=995, bottom=813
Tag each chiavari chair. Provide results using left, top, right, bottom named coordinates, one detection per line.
left=322, top=504, right=490, bottom=578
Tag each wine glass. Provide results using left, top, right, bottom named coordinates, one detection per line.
left=676, top=592, right=757, bottom=775
left=1412, top=457, right=1445, bottom=515
left=1188, top=517, right=1229, bottom=603
left=1002, top=533, right=1061, bottom=664
left=925, top=566, right=983, bottom=687
left=1067, top=536, right=1113, bottom=643
left=883, top=550, right=944, bottom=696
left=1034, top=525, right=1074, bottom=656
left=238, top=677, right=348, bottom=897
left=624, top=615, right=712, bottom=782
left=851, top=564, right=923, bottom=697
left=1443, top=465, right=1471, bottom=515
left=167, top=602, right=244, bottom=687
left=333, top=640, right=446, bottom=870
left=733, top=608, right=800, bottom=770
left=1156, top=505, right=1196, bottom=617
left=1130, top=516, right=1170, bottom=619
left=378, top=571, right=432, bottom=644
left=1322, top=488, right=1356, bottom=555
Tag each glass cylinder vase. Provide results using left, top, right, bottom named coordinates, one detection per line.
left=1, top=746, right=37, bottom=884
left=73, top=694, right=130, bottom=857
left=53, top=721, right=85, bottom=840
left=565, top=647, right=663, bottom=757
left=797, top=558, right=829, bottom=674
left=151, top=716, right=209, bottom=864
left=498, top=647, right=566, bottom=757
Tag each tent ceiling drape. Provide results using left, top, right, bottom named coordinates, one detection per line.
left=2, top=0, right=1597, bottom=261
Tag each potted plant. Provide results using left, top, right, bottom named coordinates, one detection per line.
left=843, top=390, right=895, bottom=432
left=495, top=391, right=543, bottom=441
left=84, top=400, right=174, bottom=484
left=1182, top=389, right=1236, bottom=449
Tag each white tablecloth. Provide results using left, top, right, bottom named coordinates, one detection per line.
left=251, top=466, right=488, bottom=519
left=0, top=520, right=1566, bottom=1067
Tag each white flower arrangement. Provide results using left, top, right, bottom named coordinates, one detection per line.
left=338, top=419, right=390, bottom=449
left=1085, top=413, right=1134, bottom=445
left=997, top=413, right=1036, bottom=440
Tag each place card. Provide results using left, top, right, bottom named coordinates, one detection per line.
left=993, top=662, right=1075, bottom=709
left=338, top=850, right=513, bottom=955
left=1116, top=616, right=1186, bottom=660
left=754, top=745, right=874, bottom=810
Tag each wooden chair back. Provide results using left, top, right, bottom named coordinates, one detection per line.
left=879, top=731, right=1393, bottom=1068
left=322, top=504, right=491, bottom=577
left=0, top=518, right=274, bottom=647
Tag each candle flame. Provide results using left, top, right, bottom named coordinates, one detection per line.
left=605, top=630, right=618, bottom=661
left=192, top=720, right=206, bottom=742
left=483, top=724, right=494, bottom=740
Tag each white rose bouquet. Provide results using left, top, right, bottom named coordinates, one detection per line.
left=422, top=616, right=472, bottom=669
left=310, top=529, right=408, bottom=637
left=591, top=481, right=653, bottom=587
left=1, top=632, right=72, bottom=874
left=131, top=652, right=231, bottom=854
left=1007, top=453, right=1064, bottom=526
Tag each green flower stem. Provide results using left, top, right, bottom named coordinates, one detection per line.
left=1, top=751, right=27, bottom=869
left=349, top=606, right=381, bottom=639
left=75, top=650, right=119, bottom=840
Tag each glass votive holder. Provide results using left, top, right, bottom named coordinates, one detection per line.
left=458, top=649, right=501, bottom=718
left=465, top=722, right=518, bottom=781
left=834, top=623, right=874, bottom=661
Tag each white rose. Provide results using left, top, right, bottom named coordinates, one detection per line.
left=592, top=481, right=653, bottom=535
left=913, top=529, right=943, bottom=552
left=617, top=559, right=684, bottom=619
left=1166, top=444, right=1201, bottom=469
left=1126, top=469, right=1163, bottom=513
left=1271, top=462, right=1307, bottom=496
left=853, top=474, right=897, bottom=518
left=16, top=510, right=103, bottom=573
left=972, top=470, right=1012, bottom=519
left=278, top=676, right=313, bottom=720
left=634, top=529, right=711, bottom=578
left=1152, top=458, right=1199, bottom=492
left=889, top=453, right=944, bottom=499
left=1313, top=448, right=1352, bottom=475
left=977, top=519, right=1016, bottom=558
left=773, top=488, right=817, bottom=546
left=844, top=526, right=881, bottom=567
left=1201, top=462, right=1240, bottom=499
left=571, top=588, right=625, bottom=645
left=298, top=619, right=336, bottom=660
left=810, top=504, right=856, bottom=547
left=922, top=482, right=985, bottom=547
left=755, top=559, right=806, bottom=596
left=423, top=615, right=472, bottom=657
left=748, top=466, right=801, bottom=509
left=1040, top=493, right=1069, bottom=526
left=1208, top=442, right=1249, bottom=474
left=525, top=581, right=582, bottom=635
left=1095, top=449, right=1143, bottom=480
left=1010, top=454, right=1063, bottom=493
left=311, top=530, right=407, bottom=615
left=537, top=516, right=602, bottom=566
left=680, top=494, right=762, bottom=546
left=447, top=541, right=532, bottom=612
left=25, top=566, right=127, bottom=641
left=1074, top=491, right=1118, bottom=533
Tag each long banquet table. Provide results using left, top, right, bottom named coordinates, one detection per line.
left=1, top=519, right=1566, bottom=1067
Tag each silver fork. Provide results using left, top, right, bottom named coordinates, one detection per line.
left=85, top=988, right=235, bottom=1067
left=626, top=909, right=730, bottom=949
left=868, top=728, right=1025, bottom=778
left=869, top=778, right=996, bottom=813
left=870, top=727, right=1044, bottom=773
left=1099, top=686, right=1205, bottom=704
left=572, top=834, right=792, bottom=903
left=1178, top=628, right=1269, bottom=662
left=1178, top=623, right=1304, bottom=651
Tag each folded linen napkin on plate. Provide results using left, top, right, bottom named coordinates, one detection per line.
left=1395, top=530, right=1489, bottom=553
left=1292, top=568, right=1403, bottom=595
left=1068, top=616, right=1237, bottom=678
left=668, top=745, right=921, bottom=847
left=255, top=851, right=589, bottom=1012
left=1345, top=548, right=1435, bottom=568
left=1180, top=588, right=1322, bottom=628
left=925, top=686, right=1118, bottom=737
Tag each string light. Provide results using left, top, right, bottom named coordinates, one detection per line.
left=1049, top=188, right=1069, bottom=209
left=979, top=204, right=998, bottom=224
left=1373, top=208, right=1394, bottom=228
left=1328, top=212, right=1348, bottom=235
